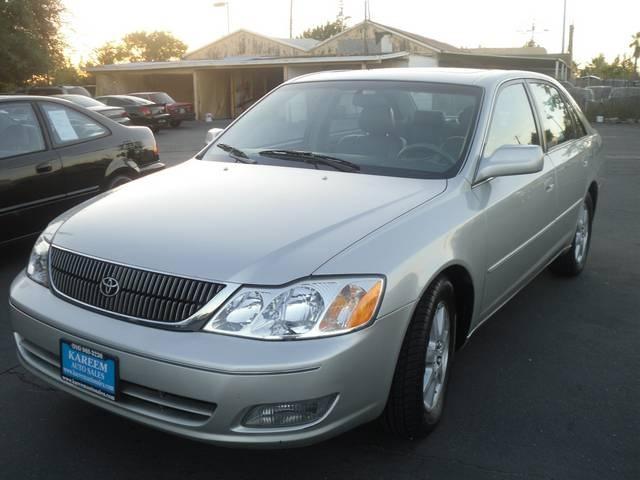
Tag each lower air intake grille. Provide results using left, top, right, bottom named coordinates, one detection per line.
left=50, top=247, right=225, bottom=323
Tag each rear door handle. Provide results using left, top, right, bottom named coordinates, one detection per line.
left=36, top=162, right=53, bottom=174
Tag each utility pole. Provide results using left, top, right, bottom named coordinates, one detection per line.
left=289, top=0, right=293, bottom=39
left=214, top=2, right=230, bottom=34
left=561, top=0, right=567, bottom=53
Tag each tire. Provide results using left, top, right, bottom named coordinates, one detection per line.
left=549, top=193, right=594, bottom=277
left=107, top=174, right=133, bottom=190
left=170, top=120, right=181, bottom=128
left=382, top=276, right=457, bottom=438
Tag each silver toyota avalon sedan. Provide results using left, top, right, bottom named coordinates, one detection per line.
left=10, top=68, right=603, bottom=447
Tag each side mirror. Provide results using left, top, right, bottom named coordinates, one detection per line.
left=205, top=128, right=224, bottom=144
left=474, top=145, right=544, bottom=184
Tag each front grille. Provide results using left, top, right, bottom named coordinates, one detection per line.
left=50, top=247, right=225, bottom=323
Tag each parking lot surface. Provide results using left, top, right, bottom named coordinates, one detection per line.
left=0, top=124, right=638, bottom=480
left=154, top=120, right=229, bottom=167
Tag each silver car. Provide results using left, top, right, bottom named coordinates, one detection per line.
left=10, top=69, right=603, bottom=447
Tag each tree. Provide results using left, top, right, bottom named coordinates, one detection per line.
left=580, top=54, right=636, bottom=79
left=93, top=31, right=187, bottom=65
left=0, top=0, right=66, bottom=91
left=630, top=32, right=640, bottom=76
left=300, top=14, right=349, bottom=41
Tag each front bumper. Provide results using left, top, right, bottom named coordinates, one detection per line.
left=10, top=272, right=412, bottom=447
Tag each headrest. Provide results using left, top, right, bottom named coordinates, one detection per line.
left=458, top=105, right=474, bottom=127
left=359, top=104, right=396, bottom=136
left=413, top=110, right=445, bottom=127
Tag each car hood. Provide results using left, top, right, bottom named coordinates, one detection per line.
left=53, top=160, right=446, bottom=285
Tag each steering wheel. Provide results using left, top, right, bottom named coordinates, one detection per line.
left=396, top=143, right=456, bottom=172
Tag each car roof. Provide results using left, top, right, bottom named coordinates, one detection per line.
left=286, top=68, right=557, bottom=88
left=0, top=94, right=74, bottom=104
left=96, top=94, right=151, bottom=101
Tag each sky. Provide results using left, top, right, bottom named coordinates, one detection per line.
left=61, top=0, right=640, bottom=67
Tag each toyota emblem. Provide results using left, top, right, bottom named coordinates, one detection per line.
left=100, top=276, right=120, bottom=297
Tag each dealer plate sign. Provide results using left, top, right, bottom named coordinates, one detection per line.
left=60, top=340, right=118, bottom=401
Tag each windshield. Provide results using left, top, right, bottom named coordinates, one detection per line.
left=203, top=80, right=482, bottom=179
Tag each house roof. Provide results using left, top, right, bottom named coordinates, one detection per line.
left=87, top=52, right=410, bottom=73
left=184, top=29, right=317, bottom=59
left=273, top=37, right=320, bottom=50
left=367, top=20, right=460, bottom=53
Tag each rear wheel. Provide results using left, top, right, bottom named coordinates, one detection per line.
left=382, top=276, right=456, bottom=438
left=170, top=120, right=181, bottom=128
left=550, top=193, right=594, bottom=276
left=107, top=174, right=133, bottom=190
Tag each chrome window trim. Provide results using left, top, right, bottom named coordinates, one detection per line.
left=47, top=244, right=240, bottom=331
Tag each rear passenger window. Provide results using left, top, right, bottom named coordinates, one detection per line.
left=0, top=102, right=45, bottom=159
left=484, top=83, right=540, bottom=158
left=529, top=82, right=577, bottom=148
left=41, top=103, right=108, bottom=146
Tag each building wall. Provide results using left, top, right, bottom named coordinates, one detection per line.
left=408, top=55, right=438, bottom=68
left=142, top=74, right=194, bottom=103
left=96, top=73, right=147, bottom=96
left=309, top=24, right=436, bottom=57
left=195, top=69, right=231, bottom=119
left=185, top=31, right=300, bottom=60
left=96, top=72, right=194, bottom=102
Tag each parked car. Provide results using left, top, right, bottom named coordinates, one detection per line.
left=0, top=95, right=163, bottom=245
left=585, top=85, right=612, bottom=102
left=129, top=91, right=195, bottom=127
left=54, top=94, right=131, bottom=125
left=95, top=95, right=170, bottom=133
left=603, top=87, right=640, bottom=122
left=10, top=69, right=603, bottom=447
left=608, top=86, right=640, bottom=100
left=22, top=85, right=93, bottom=97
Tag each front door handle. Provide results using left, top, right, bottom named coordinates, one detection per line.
left=36, top=162, right=53, bottom=174
left=544, top=178, right=555, bottom=192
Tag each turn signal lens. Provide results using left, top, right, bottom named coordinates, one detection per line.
left=347, top=280, right=383, bottom=328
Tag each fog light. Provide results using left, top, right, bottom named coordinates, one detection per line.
left=242, top=394, right=337, bottom=428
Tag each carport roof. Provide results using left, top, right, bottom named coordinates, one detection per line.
left=87, top=52, right=410, bottom=73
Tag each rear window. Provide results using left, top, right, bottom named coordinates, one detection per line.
left=126, top=96, right=154, bottom=105
left=0, top=102, right=46, bottom=159
left=150, top=93, right=175, bottom=104
left=66, top=86, right=91, bottom=97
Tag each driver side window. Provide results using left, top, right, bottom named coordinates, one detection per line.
left=484, top=83, right=540, bottom=158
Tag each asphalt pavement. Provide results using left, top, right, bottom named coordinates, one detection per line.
left=0, top=123, right=638, bottom=480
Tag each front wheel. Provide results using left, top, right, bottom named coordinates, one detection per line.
left=382, top=276, right=456, bottom=438
left=550, top=193, right=594, bottom=276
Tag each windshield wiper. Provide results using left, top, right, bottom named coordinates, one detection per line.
left=258, top=149, right=360, bottom=173
left=216, top=143, right=256, bottom=164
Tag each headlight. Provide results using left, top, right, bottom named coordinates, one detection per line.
left=203, top=277, right=384, bottom=340
left=26, top=220, right=63, bottom=287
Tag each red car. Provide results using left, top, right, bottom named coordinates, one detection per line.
left=129, top=91, right=195, bottom=127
